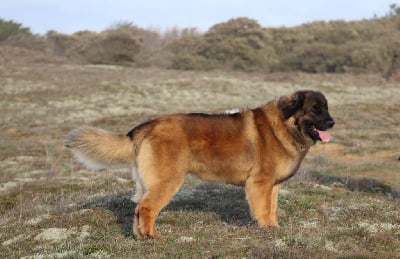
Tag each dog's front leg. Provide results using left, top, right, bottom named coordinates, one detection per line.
left=245, top=176, right=277, bottom=228
left=270, top=183, right=281, bottom=227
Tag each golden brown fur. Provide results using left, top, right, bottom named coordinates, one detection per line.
left=65, top=90, right=334, bottom=240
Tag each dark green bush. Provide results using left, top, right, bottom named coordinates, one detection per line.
left=0, top=18, right=31, bottom=41
left=46, top=27, right=142, bottom=65
left=270, top=15, right=400, bottom=76
left=85, top=30, right=141, bottom=64
left=2, top=6, right=400, bottom=77
left=168, top=17, right=277, bottom=71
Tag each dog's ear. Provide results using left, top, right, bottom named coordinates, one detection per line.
left=278, top=91, right=306, bottom=119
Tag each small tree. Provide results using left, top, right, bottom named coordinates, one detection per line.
left=0, top=18, right=31, bottom=41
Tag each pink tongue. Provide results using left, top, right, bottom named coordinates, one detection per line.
left=317, top=130, right=331, bottom=143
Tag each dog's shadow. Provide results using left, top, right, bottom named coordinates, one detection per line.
left=80, top=183, right=252, bottom=237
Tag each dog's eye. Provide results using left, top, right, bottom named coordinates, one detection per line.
left=313, top=105, right=321, bottom=114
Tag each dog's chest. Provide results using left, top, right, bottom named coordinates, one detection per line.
left=274, top=156, right=303, bottom=182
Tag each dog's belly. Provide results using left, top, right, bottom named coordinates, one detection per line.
left=189, top=155, right=252, bottom=186
left=190, top=168, right=249, bottom=186
left=185, top=138, right=255, bottom=185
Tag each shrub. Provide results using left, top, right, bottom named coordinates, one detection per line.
left=4, top=33, right=46, bottom=51
left=168, top=17, right=277, bottom=71
left=46, top=27, right=142, bottom=65
left=301, top=20, right=360, bottom=44
left=2, top=6, right=400, bottom=77
left=378, top=37, right=400, bottom=78
left=271, top=27, right=314, bottom=54
left=46, top=31, right=80, bottom=57
left=298, top=43, right=348, bottom=73
left=272, top=15, right=400, bottom=76
left=0, top=18, right=31, bottom=41
left=349, top=43, right=386, bottom=73
left=85, top=30, right=141, bottom=65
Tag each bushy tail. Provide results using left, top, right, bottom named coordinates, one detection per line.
left=65, top=127, right=134, bottom=170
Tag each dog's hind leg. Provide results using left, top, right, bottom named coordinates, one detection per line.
left=131, top=167, right=145, bottom=203
left=134, top=174, right=186, bottom=240
left=133, top=141, right=187, bottom=239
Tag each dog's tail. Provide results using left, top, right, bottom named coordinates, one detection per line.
left=65, top=127, right=135, bottom=170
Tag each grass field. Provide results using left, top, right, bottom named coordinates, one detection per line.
left=0, top=62, right=399, bottom=258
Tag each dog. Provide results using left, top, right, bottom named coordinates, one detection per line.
left=65, top=90, right=334, bottom=240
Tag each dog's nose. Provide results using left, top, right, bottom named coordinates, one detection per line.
left=326, top=119, right=335, bottom=128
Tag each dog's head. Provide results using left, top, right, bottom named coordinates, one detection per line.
left=278, top=90, right=335, bottom=143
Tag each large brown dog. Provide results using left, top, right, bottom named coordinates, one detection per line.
left=65, top=90, right=334, bottom=240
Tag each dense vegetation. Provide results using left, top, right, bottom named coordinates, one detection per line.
left=1, top=5, right=400, bottom=78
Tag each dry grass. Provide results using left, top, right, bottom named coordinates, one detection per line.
left=0, top=62, right=399, bottom=258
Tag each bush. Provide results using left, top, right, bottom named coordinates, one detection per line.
left=46, top=27, right=142, bottom=65
left=349, top=43, right=386, bottom=73
left=2, top=7, right=400, bottom=77
left=4, top=33, right=46, bottom=51
left=297, top=43, right=348, bottom=73
left=271, top=15, right=400, bottom=76
left=85, top=30, right=141, bottom=64
left=378, top=37, right=400, bottom=78
left=46, top=31, right=80, bottom=57
left=168, top=18, right=277, bottom=71
left=0, top=18, right=31, bottom=41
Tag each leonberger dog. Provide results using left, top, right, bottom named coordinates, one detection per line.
left=65, top=90, right=334, bottom=240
